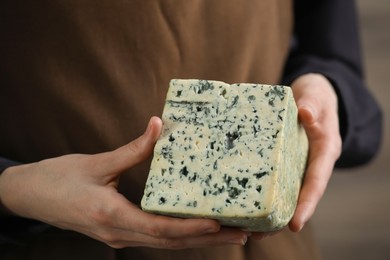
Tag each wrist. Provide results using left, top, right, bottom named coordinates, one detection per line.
left=0, top=165, right=29, bottom=217
left=0, top=167, right=15, bottom=215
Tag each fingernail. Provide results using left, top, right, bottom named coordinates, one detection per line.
left=201, top=220, right=220, bottom=234
left=228, top=236, right=248, bottom=246
left=297, top=223, right=304, bottom=232
left=204, top=226, right=219, bottom=234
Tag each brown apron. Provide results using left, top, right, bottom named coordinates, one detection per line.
left=0, top=0, right=321, bottom=259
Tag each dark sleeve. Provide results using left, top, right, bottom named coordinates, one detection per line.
left=0, top=217, right=49, bottom=246
left=282, top=0, right=383, bottom=168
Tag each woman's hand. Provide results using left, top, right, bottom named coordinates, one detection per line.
left=0, top=117, right=249, bottom=249
left=251, top=73, right=342, bottom=240
left=289, top=73, right=342, bottom=232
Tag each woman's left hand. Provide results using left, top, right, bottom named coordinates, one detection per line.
left=289, top=73, right=342, bottom=232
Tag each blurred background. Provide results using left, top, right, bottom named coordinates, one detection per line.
left=311, top=0, right=390, bottom=259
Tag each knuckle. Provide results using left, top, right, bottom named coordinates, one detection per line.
left=321, top=134, right=342, bottom=160
left=98, top=231, right=117, bottom=245
left=160, top=238, right=183, bottom=250
left=144, top=217, right=172, bottom=238
left=146, top=224, right=165, bottom=238
left=329, top=136, right=342, bottom=159
left=126, top=140, right=143, bottom=156
left=88, top=203, right=117, bottom=227
left=96, top=230, right=125, bottom=249
left=123, top=142, right=145, bottom=163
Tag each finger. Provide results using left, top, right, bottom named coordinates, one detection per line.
left=121, top=202, right=222, bottom=239
left=289, top=104, right=340, bottom=232
left=143, top=227, right=250, bottom=249
left=106, top=227, right=250, bottom=249
left=89, top=192, right=222, bottom=239
left=85, top=194, right=251, bottom=248
left=289, top=111, right=338, bottom=232
left=289, top=149, right=335, bottom=232
left=99, top=116, right=163, bottom=173
left=115, top=116, right=162, bottom=169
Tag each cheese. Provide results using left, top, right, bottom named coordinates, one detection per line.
left=141, top=79, right=308, bottom=232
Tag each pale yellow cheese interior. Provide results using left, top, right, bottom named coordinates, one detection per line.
left=141, top=79, right=308, bottom=232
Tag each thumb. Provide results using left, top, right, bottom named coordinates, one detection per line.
left=297, top=104, right=318, bottom=130
left=293, top=87, right=321, bottom=138
left=103, top=116, right=162, bottom=174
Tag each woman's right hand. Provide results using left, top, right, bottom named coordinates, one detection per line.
left=0, top=117, right=249, bottom=249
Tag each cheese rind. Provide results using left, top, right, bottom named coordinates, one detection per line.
left=141, top=79, right=308, bottom=232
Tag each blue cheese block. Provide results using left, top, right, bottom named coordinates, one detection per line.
left=141, top=79, right=308, bottom=232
